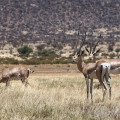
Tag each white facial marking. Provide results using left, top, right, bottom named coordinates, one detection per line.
left=72, top=53, right=78, bottom=62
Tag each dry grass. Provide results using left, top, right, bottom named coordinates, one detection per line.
left=0, top=64, right=119, bottom=120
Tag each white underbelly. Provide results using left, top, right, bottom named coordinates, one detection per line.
left=111, top=67, right=120, bottom=74
left=88, top=70, right=97, bottom=79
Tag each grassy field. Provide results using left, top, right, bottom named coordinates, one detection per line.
left=0, top=64, right=119, bottom=120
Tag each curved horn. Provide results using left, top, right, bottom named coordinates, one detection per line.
left=78, top=32, right=87, bottom=53
left=90, top=42, right=93, bottom=53
left=92, top=34, right=102, bottom=53
left=85, top=46, right=90, bottom=54
left=95, top=47, right=102, bottom=54
left=74, top=31, right=80, bottom=53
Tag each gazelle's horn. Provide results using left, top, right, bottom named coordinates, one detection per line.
left=74, top=31, right=80, bottom=53
left=92, top=34, right=102, bottom=53
left=78, top=32, right=86, bottom=53
left=85, top=46, right=90, bottom=54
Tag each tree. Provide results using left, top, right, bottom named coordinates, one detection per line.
left=18, top=45, right=33, bottom=57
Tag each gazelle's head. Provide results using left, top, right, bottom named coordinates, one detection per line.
left=27, top=68, right=34, bottom=78
left=85, top=46, right=101, bottom=61
left=72, top=50, right=85, bottom=62
left=85, top=35, right=102, bottom=62
left=27, top=68, right=34, bottom=73
left=72, top=32, right=86, bottom=62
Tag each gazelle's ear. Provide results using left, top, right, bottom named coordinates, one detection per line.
left=93, top=48, right=101, bottom=55
left=85, top=47, right=90, bottom=54
left=81, top=50, right=85, bottom=55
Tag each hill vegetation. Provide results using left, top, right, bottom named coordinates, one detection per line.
left=0, top=0, right=119, bottom=61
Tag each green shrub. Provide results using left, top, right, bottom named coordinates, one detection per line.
left=0, top=58, right=19, bottom=64
left=38, top=50, right=56, bottom=57
left=53, top=57, right=72, bottom=64
left=18, top=45, right=33, bottom=57
left=109, top=53, right=115, bottom=59
left=115, top=48, right=120, bottom=58
left=101, top=53, right=109, bottom=58
left=0, top=56, right=73, bottom=65
left=37, top=44, right=45, bottom=50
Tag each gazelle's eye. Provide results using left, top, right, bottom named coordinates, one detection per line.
left=77, top=54, right=80, bottom=57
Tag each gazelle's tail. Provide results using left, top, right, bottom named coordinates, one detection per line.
left=101, top=63, right=111, bottom=83
left=94, top=63, right=111, bottom=89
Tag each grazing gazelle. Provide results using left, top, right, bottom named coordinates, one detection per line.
left=72, top=33, right=111, bottom=102
left=0, top=66, right=34, bottom=87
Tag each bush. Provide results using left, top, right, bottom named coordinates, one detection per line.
left=115, top=48, right=120, bottom=53
left=37, top=44, right=45, bottom=51
left=115, top=48, right=120, bottom=58
left=0, top=58, right=19, bottom=64
left=108, top=45, right=113, bottom=52
left=109, top=53, right=115, bottom=59
left=53, top=57, right=72, bottom=64
left=101, top=53, right=109, bottom=58
left=0, top=56, right=73, bottom=65
left=18, top=45, right=33, bottom=57
left=38, top=50, right=56, bottom=57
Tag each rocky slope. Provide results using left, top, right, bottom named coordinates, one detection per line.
left=0, top=0, right=120, bottom=58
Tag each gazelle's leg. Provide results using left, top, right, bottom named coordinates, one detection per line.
left=97, top=64, right=108, bottom=101
left=105, top=75, right=111, bottom=100
left=6, top=79, right=10, bottom=87
left=102, top=63, right=111, bottom=100
left=21, top=77, right=25, bottom=83
left=99, top=74, right=107, bottom=102
left=25, top=80, right=30, bottom=87
left=90, top=79, right=93, bottom=103
left=21, top=77, right=26, bottom=86
left=98, top=70, right=107, bottom=101
left=85, top=77, right=89, bottom=100
left=101, top=81, right=107, bottom=102
left=21, top=77, right=30, bottom=87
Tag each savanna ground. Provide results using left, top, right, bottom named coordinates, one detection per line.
left=0, top=64, right=119, bottom=120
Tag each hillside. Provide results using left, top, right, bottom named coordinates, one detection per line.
left=0, top=0, right=120, bottom=58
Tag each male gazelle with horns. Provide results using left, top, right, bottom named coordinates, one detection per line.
left=86, top=36, right=120, bottom=89
left=85, top=36, right=102, bottom=63
left=72, top=33, right=111, bottom=102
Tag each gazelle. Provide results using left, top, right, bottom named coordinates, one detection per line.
left=0, top=66, right=34, bottom=87
left=86, top=41, right=120, bottom=75
left=72, top=34, right=111, bottom=102
left=85, top=37, right=120, bottom=97
left=85, top=38, right=101, bottom=63
left=85, top=37, right=109, bottom=86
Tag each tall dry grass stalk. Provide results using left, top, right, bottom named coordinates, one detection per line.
left=0, top=74, right=119, bottom=120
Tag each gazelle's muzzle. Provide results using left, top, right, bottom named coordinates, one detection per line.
left=72, top=58, right=76, bottom=62
left=72, top=56, right=78, bottom=62
left=27, top=68, right=34, bottom=73
left=89, top=56, right=93, bottom=61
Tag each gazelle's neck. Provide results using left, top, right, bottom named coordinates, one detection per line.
left=92, top=56, right=96, bottom=63
left=0, top=74, right=2, bottom=81
left=77, top=56, right=85, bottom=72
